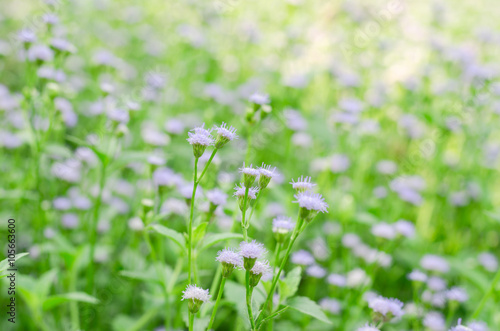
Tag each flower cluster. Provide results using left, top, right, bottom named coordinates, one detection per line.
left=182, top=284, right=211, bottom=313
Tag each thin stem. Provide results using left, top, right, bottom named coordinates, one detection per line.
left=246, top=271, right=256, bottom=330
left=197, top=149, right=218, bottom=184
left=241, top=187, right=250, bottom=241
left=86, top=161, right=107, bottom=294
left=256, top=217, right=304, bottom=327
left=188, top=157, right=199, bottom=284
left=202, top=264, right=222, bottom=316
left=189, top=312, right=194, bottom=331
left=472, top=267, right=500, bottom=318
left=267, top=242, right=282, bottom=331
left=207, top=276, right=226, bottom=330
left=247, top=189, right=263, bottom=226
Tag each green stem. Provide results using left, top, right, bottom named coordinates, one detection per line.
left=241, top=187, right=250, bottom=241
left=247, top=190, right=263, bottom=226
left=197, top=149, right=218, bottom=184
left=189, top=312, right=194, bottom=331
left=207, top=276, right=226, bottom=330
left=267, top=242, right=282, bottom=331
left=472, top=267, right=500, bottom=318
left=246, top=271, right=256, bottom=330
left=87, top=161, right=107, bottom=294
left=256, top=217, right=304, bottom=328
left=188, top=157, right=199, bottom=284
left=202, top=264, right=222, bottom=316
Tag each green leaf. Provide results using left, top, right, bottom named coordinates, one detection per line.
left=279, top=266, right=302, bottom=301
left=42, top=292, right=99, bottom=310
left=0, top=252, right=29, bottom=277
left=287, top=296, right=331, bottom=324
left=193, top=222, right=208, bottom=244
left=149, top=224, right=186, bottom=251
left=199, top=233, right=244, bottom=251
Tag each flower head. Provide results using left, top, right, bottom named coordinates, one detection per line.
left=239, top=163, right=259, bottom=187
left=290, top=176, right=316, bottom=192
left=407, top=269, right=427, bottom=282
left=187, top=124, right=214, bottom=158
left=258, top=163, right=278, bottom=189
left=214, top=122, right=237, bottom=148
left=357, top=323, right=380, bottom=331
left=206, top=189, right=228, bottom=210
left=446, top=287, right=468, bottom=303
left=420, top=254, right=450, bottom=273
left=249, top=260, right=272, bottom=286
left=249, top=92, right=270, bottom=105
left=272, top=215, right=295, bottom=243
left=182, top=284, right=211, bottom=313
left=216, top=248, right=242, bottom=277
left=449, top=319, right=473, bottom=331
left=233, top=183, right=259, bottom=211
left=239, top=240, right=266, bottom=270
left=293, top=190, right=328, bottom=222
left=368, top=296, right=404, bottom=322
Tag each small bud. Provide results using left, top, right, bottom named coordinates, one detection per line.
left=213, top=122, right=238, bottom=149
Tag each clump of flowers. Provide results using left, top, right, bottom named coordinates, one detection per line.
left=239, top=163, right=260, bottom=187
left=233, top=183, right=259, bottom=211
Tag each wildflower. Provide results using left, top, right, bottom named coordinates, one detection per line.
left=330, top=154, right=350, bottom=173
left=128, top=217, right=144, bottom=231
left=306, top=265, right=327, bottom=278
left=272, top=215, right=295, bottom=243
left=216, top=248, right=242, bottom=277
left=213, top=122, right=237, bottom=149
left=407, top=269, right=427, bottom=283
left=478, top=252, right=498, bottom=272
left=368, top=296, right=404, bottom=322
left=27, top=44, right=54, bottom=62
left=233, top=183, right=258, bottom=211
left=420, top=254, right=450, bottom=273
left=342, top=233, right=361, bottom=248
left=467, top=321, right=489, bottom=331
left=319, top=298, right=341, bottom=314
left=293, top=191, right=328, bottom=222
left=371, top=222, right=396, bottom=239
left=18, top=29, right=36, bottom=44
left=423, top=311, right=446, bottom=331
left=394, top=219, right=416, bottom=238
left=291, top=250, right=315, bottom=266
left=249, top=92, right=270, bottom=105
left=449, top=319, right=473, bottom=331
left=164, top=118, right=185, bottom=134
left=147, top=155, right=166, bottom=167
left=61, top=213, right=79, bottom=229
left=258, top=163, right=278, bottom=189
left=239, top=240, right=266, bottom=270
left=239, top=163, right=259, bottom=187
left=187, top=124, right=213, bottom=158
left=249, top=260, right=272, bottom=287
left=376, top=160, right=397, bottom=175
left=290, top=176, right=316, bottom=192
left=283, top=108, right=307, bottom=131
left=182, top=284, right=211, bottom=313
left=427, top=276, right=447, bottom=291
left=53, top=197, right=72, bottom=210
left=206, top=189, right=228, bottom=212
left=327, top=273, right=347, bottom=287
left=446, top=287, right=468, bottom=303
left=357, top=323, right=380, bottom=331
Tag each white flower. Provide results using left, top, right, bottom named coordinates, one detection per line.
left=233, top=184, right=258, bottom=199
left=272, top=216, right=295, bottom=234
left=187, top=123, right=214, bottom=147
left=182, top=284, right=211, bottom=302
left=356, top=323, right=379, bottom=331
left=420, top=254, right=450, bottom=273
left=394, top=219, right=415, bottom=238
left=258, top=163, right=278, bottom=189
left=427, top=276, right=447, bottom=291
left=239, top=163, right=259, bottom=176
left=206, top=189, right=228, bottom=206
left=446, top=287, right=468, bottom=302
left=319, top=298, right=341, bottom=314
left=407, top=269, right=427, bottom=282
left=214, top=122, right=238, bottom=142
left=327, top=273, right=347, bottom=287
left=250, top=260, right=272, bottom=277
left=249, top=92, right=270, bottom=105
left=216, top=248, right=242, bottom=268
left=368, top=296, right=404, bottom=320
left=291, top=250, right=315, bottom=265
left=306, top=265, right=326, bottom=278
left=293, top=191, right=328, bottom=213
left=478, top=252, right=498, bottom=272
left=423, top=311, right=446, bottom=331
left=371, top=222, right=396, bottom=239
left=239, top=240, right=266, bottom=259
left=290, top=176, right=316, bottom=191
